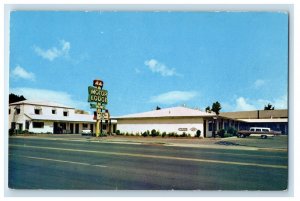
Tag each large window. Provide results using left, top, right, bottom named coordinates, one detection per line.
left=32, top=122, right=44, bottom=128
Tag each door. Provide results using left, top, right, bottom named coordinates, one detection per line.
left=75, top=124, right=79, bottom=134
left=203, top=120, right=207, bottom=138
left=90, top=124, right=94, bottom=133
left=70, top=123, right=74, bottom=134
left=53, top=122, right=58, bottom=134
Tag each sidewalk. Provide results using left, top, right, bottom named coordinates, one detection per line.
left=9, top=134, right=288, bottom=152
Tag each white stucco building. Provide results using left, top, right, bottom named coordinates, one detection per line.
left=113, top=106, right=288, bottom=137
left=113, top=106, right=216, bottom=137
left=9, top=100, right=116, bottom=134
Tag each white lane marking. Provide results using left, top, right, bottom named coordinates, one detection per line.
left=9, top=154, right=107, bottom=168
left=10, top=144, right=287, bottom=169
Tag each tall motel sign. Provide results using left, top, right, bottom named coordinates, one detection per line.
left=88, top=79, right=109, bottom=137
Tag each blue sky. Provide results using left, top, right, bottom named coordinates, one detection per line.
left=9, top=11, right=288, bottom=116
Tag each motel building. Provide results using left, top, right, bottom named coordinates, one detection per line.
left=112, top=106, right=288, bottom=137
left=8, top=100, right=117, bottom=134
left=8, top=100, right=288, bottom=137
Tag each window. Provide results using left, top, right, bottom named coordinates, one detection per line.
left=82, top=124, right=88, bottom=129
left=25, top=121, right=30, bottom=130
left=34, top=109, right=41, bottom=115
left=208, top=121, right=213, bottom=131
left=52, top=109, right=56, bottom=114
left=63, top=111, right=68, bottom=116
left=16, top=108, right=20, bottom=114
left=9, top=109, right=11, bottom=114
left=32, top=122, right=44, bottom=128
left=256, top=129, right=262, bottom=132
left=102, top=124, right=107, bottom=130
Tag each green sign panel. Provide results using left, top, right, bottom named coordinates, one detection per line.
left=88, top=86, right=108, bottom=104
left=90, top=103, right=106, bottom=109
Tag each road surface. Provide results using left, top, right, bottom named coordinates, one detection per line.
left=8, top=137, right=288, bottom=190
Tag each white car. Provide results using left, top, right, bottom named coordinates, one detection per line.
left=81, top=129, right=92, bottom=135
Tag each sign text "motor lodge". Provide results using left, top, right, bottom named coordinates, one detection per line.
left=88, top=86, right=108, bottom=104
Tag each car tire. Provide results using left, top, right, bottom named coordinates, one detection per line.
left=261, top=135, right=267, bottom=139
left=240, top=134, right=245, bottom=138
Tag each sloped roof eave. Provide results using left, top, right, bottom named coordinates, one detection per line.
left=113, top=115, right=216, bottom=120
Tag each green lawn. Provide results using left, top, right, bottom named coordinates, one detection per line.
left=221, top=135, right=288, bottom=149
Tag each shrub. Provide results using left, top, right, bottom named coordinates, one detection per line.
left=142, top=131, right=149, bottom=137
left=136, top=133, right=141, bottom=136
left=151, top=129, right=159, bottom=137
left=116, top=130, right=121, bottom=135
left=162, top=132, right=167, bottom=138
left=196, top=130, right=201, bottom=137
left=168, top=132, right=176, bottom=137
left=187, top=134, right=191, bottom=137
left=9, top=129, right=15, bottom=136
left=227, top=127, right=237, bottom=136
left=217, top=129, right=226, bottom=138
left=180, top=132, right=187, bottom=137
left=125, top=132, right=129, bottom=136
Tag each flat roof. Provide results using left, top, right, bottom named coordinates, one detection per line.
left=25, top=113, right=117, bottom=123
left=10, top=100, right=74, bottom=109
left=237, top=118, right=288, bottom=123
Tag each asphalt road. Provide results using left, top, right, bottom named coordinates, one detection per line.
left=8, top=137, right=288, bottom=190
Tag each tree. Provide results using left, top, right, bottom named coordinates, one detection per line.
left=205, top=106, right=211, bottom=113
left=211, top=101, right=222, bottom=138
left=9, top=93, right=26, bottom=103
left=264, top=103, right=275, bottom=110
left=211, top=101, right=222, bottom=115
left=156, top=106, right=161, bottom=110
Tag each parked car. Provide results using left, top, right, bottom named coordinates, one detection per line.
left=237, top=127, right=281, bottom=139
left=81, top=129, right=92, bottom=136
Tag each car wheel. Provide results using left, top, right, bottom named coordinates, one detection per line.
left=261, top=135, right=267, bottom=139
left=240, top=134, right=245, bottom=138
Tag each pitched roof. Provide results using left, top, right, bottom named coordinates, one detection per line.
left=9, top=100, right=74, bottom=109
left=113, top=106, right=216, bottom=119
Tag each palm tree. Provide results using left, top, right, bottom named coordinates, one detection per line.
left=264, top=103, right=275, bottom=110
left=211, top=101, right=222, bottom=138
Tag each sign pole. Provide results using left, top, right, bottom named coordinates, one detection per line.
left=95, top=84, right=101, bottom=137
left=100, top=85, right=103, bottom=136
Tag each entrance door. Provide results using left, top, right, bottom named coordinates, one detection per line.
left=53, top=122, right=59, bottom=134
left=75, top=124, right=79, bottom=134
left=70, top=123, right=74, bottom=134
